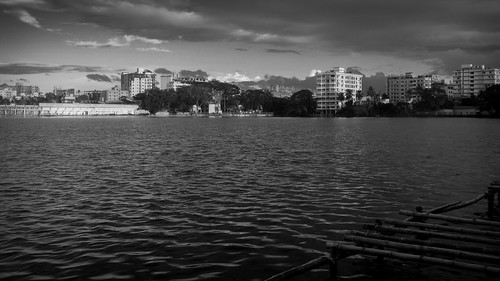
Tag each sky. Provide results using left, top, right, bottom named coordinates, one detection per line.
left=1, top=0, right=500, bottom=92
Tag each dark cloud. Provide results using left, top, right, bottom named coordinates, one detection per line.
left=0, top=63, right=103, bottom=74
left=236, top=75, right=315, bottom=90
left=155, top=68, right=173, bottom=74
left=266, top=49, right=300, bottom=55
left=362, top=72, right=388, bottom=94
left=86, top=74, right=112, bottom=82
left=4, top=0, right=500, bottom=74
left=110, top=75, right=121, bottom=82
left=179, top=70, right=209, bottom=78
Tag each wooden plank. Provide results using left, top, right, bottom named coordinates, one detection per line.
left=350, top=230, right=500, bottom=255
left=344, top=235, right=500, bottom=264
left=329, top=243, right=500, bottom=274
left=382, top=218, right=500, bottom=237
left=365, top=224, right=500, bottom=245
left=399, top=210, right=500, bottom=228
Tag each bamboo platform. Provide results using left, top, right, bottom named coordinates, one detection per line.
left=265, top=181, right=500, bottom=281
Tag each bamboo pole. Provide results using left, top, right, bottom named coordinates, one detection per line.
left=382, top=218, right=500, bottom=237
left=436, top=193, right=487, bottom=214
left=264, top=256, right=332, bottom=281
left=350, top=230, right=500, bottom=255
left=366, top=225, right=500, bottom=245
left=426, top=201, right=462, bottom=214
left=329, top=243, right=500, bottom=274
left=344, top=235, right=500, bottom=263
left=399, top=210, right=500, bottom=228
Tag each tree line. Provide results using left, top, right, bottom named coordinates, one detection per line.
left=337, top=84, right=500, bottom=117
left=134, top=81, right=317, bottom=117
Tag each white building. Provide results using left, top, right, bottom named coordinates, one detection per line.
left=386, top=72, right=441, bottom=104
left=121, top=68, right=156, bottom=96
left=0, top=87, right=17, bottom=99
left=452, top=64, right=500, bottom=98
left=315, top=67, right=363, bottom=114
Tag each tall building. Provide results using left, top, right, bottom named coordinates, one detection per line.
left=121, top=68, right=156, bottom=96
left=386, top=73, right=440, bottom=104
left=452, top=64, right=500, bottom=98
left=160, top=74, right=174, bottom=90
left=315, top=67, right=363, bottom=114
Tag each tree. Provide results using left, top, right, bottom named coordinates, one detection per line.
left=355, top=90, right=363, bottom=104
left=240, top=90, right=273, bottom=112
left=478, top=84, right=500, bottom=117
left=345, top=89, right=353, bottom=101
left=366, top=86, right=376, bottom=97
left=338, top=92, right=345, bottom=108
left=288, top=89, right=317, bottom=117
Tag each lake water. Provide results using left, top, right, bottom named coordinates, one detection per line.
left=1, top=117, right=499, bottom=281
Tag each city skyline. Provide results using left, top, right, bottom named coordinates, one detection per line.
left=1, top=0, right=500, bottom=92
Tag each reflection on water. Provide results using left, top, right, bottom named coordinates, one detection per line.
left=0, top=117, right=499, bottom=280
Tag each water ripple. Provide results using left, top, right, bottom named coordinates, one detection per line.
left=1, top=117, right=499, bottom=280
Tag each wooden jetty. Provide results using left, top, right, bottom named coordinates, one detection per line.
left=265, top=181, right=500, bottom=281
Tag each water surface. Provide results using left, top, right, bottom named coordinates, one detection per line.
left=1, top=117, right=499, bottom=280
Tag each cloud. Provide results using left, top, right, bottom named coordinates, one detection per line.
left=110, top=75, right=121, bottom=82
left=266, top=49, right=301, bottom=55
left=124, top=35, right=166, bottom=44
left=66, top=38, right=128, bottom=48
left=213, top=72, right=260, bottom=83
left=0, top=62, right=104, bottom=74
left=4, top=9, right=41, bottom=28
left=4, top=0, right=500, bottom=75
left=86, top=73, right=112, bottom=82
left=154, top=68, right=173, bottom=74
left=233, top=75, right=316, bottom=90
left=308, top=70, right=321, bottom=77
left=66, top=34, right=168, bottom=49
left=136, top=47, right=171, bottom=53
left=179, top=70, right=209, bottom=78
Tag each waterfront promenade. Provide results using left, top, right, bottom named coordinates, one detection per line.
left=1, top=103, right=142, bottom=116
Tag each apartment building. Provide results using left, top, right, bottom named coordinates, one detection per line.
left=105, top=86, right=130, bottom=102
left=15, top=83, right=40, bottom=96
left=315, top=67, right=363, bottom=114
left=386, top=73, right=440, bottom=104
left=121, top=68, right=156, bottom=96
left=452, top=64, right=500, bottom=98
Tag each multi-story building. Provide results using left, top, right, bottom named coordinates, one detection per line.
left=0, top=86, right=17, bottom=99
left=452, top=64, right=500, bottom=98
left=315, top=67, right=363, bottom=114
left=268, top=84, right=295, bottom=98
left=160, top=74, right=174, bottom=90
left=121, top=68, right=156, bottom=96
left=104, top=86, right=130, bottom=102
left=84, top=90, right=105, bottom=103
left=54, top=88, right=75, bottom=97
left=386, top=73, right=440, bottom=104
left=16, top=84, right=40, bottom=96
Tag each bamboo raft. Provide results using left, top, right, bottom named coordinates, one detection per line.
left=265, top=181, right=500, bottom=281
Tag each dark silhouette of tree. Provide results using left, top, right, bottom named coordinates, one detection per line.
left=478, top=85, right=500, bottom=117
left=288, top=89, right=317, bottom=117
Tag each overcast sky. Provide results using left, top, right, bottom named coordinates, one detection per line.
left=1, top=0, right=499, bottom=92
